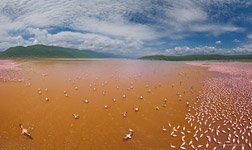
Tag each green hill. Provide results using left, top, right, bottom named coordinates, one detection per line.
left=140, top=54, right=252, bottom=61
left=0, top=45, right=117, bottom=58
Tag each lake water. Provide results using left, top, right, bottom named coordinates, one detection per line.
left=0, top=59, right=251, bottom=150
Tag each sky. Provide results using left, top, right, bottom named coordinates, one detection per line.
left=0, top=0, right=252, bottom=57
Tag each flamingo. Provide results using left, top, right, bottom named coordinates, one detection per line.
left=104, top=105, right=109, bottom=109
left=72, top=114, right=79, bottom=119
left=170, top=144, right=176, bottom=148
left=123, top=128, right=134, bottom=141
left=122, top=112, right=127, bottom=118
left=84, top=99, right=89, bottom=103
left=162, top=126, right=167, bottom=132
left=134, top=107, right=139, bottom=112
left=19, top=124, right=32, bottom=139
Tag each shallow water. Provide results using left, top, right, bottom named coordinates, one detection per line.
left=0, top=59, right=206, bottom=150
left=0, top=59, right=251, bottom=150
left=187, top=62, right=252, bottom=150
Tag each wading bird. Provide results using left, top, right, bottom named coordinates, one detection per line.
left=123, top=128, right=134, bottom=141
left=19, top=124, right=32, bottom=139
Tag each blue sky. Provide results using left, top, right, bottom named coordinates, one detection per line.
left=0, top=0, right=252, bottom=56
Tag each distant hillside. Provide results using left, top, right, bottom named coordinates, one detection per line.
left=140, top=54, right=252, bottom=61
left=0, top=45, right=117, bottom=58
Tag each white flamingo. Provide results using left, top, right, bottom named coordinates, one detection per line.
left=72, top=114, right=79, bottom=119
left=123, top=128, right=134, bottom=141
left=19, top=124, right=32, bottom=139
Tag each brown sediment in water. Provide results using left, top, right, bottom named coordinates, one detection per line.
left=0, top=59, right=250, bottom=149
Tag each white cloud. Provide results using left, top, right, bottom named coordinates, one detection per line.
left=215, top=40, right=222, bottom=44
left=247, top=34, right=252, bottom=39
left=156, top=0, right=244, bottom=36
left=164, top=45, right=252, bottom=56
left=24, top=28, right=143, bottom=54
left=73, top=18, right=158, bottom=41
left=165, top=46, right=218, bottom=55
left=165, top=1, right=207, bottom=24
left=233, top=39, right=240, bottom=43
left=189, top=24, right=243, bottom=36
left=0, top=0, right=250, bottom=55
left=47, top=32, right=144, bottom=54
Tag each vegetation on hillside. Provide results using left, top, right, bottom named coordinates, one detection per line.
left=0, top=45, right=115, bottom=58
left=140, top=54, right=252, bottom=61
